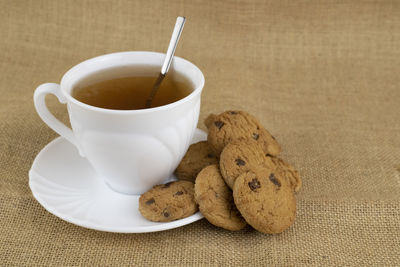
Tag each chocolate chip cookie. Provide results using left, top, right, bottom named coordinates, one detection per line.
left=139, top=181, right=198, bottom=222
left=195, top=165, right=246, bottom=231
left=204, top=113, right=217, bottom=129
left=233, top=167, right=296, bottom=234
left=270, top=156, right=302, bottom=193
left=220, top=139, right=275, bottom=189
left=205, top=111, right=281, bottom=156
left=175, top=141, right=219, bottom=182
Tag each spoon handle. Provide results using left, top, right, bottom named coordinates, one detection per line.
left=161, top=16, right=186, bottom=75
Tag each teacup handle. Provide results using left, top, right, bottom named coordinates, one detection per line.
left=34, top=83, right=82, bottom=155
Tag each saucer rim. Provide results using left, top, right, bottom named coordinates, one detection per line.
left=29, top=129, right=207, bottom=233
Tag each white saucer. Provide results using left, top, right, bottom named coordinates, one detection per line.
left=29, top=129, right=206, bottom=233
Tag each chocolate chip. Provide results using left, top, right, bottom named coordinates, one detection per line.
left=252, top=133, right=259, bottom=140
left=214, top=121, right=224, bottom=129
left=161, top=182, right=173, bottom=188
left=174, top=191, right=184, bottom=196
left=162, top=208, right=171, bottom=218
left=145, top=198, right=155, bottom=205
left=269, top=173, right=281, bottom=187
left=207, top=153, right=215, bottom=158
left=235, top=158, right=246, bottom=166
left=229, top=111, right=238, bottom=115
left=248, top=178, right=261, bottom=191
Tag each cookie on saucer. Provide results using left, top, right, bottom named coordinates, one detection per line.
left=139, top=181, right=198, bottom=222
left=175, top=141, right=218, bottom=182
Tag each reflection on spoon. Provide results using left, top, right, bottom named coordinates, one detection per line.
left=145, top=16, right=186, bottom=108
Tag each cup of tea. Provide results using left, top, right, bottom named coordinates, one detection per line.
left=34, top=51, right=205, bottom=195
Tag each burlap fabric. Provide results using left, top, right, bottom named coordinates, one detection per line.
left=1, top=0, right=399, bottom=265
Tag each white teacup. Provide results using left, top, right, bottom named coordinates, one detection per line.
left=34, top=51, right=204, bottom=195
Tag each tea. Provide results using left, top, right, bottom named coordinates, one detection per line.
left=72, top=74, right=192, bottom=110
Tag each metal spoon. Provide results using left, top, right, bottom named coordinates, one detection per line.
left=145, top=16, right=186, bottom=108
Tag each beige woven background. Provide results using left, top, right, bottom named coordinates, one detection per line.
left=1, top=0, right=399, bottom=265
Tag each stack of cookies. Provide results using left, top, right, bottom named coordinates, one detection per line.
left=139, top=110, right=301, bottom=234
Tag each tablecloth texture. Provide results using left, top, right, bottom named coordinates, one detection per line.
left=1, top=0, right=399, bottom=265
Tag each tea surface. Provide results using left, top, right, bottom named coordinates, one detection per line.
left=72, top=75, right=192, bottom=110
